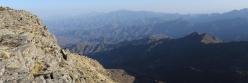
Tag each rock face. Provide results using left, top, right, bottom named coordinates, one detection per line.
left=108, top=69, right=135, bottom=83
left=0, top=7, right=114, bottom=83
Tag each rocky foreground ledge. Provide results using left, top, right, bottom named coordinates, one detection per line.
left=0, top=7, right=114, bottom=83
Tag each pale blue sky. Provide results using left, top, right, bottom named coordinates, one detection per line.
left=1, top=0, right=248, bottom=16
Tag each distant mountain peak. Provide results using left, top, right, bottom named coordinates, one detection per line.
left=182, top=32, right=222, bottom=44
left=187, top=32, right=201, bottom=37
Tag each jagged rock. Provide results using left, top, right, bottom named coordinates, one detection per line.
left=0, top=7, right=114, bottom=83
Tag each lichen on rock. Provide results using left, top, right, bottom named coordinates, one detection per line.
left=0, top=7, right=114, bottom=83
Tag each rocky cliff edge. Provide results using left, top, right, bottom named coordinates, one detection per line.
left=0, top=7, right=114, bottom=83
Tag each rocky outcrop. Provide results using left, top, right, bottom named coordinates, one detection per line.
left=0, top=7, right=114, bottom=83
left=181, top=32, right=222, bottom=44
left=108, top=69, right=135, bottom=83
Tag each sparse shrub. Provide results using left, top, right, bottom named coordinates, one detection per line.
left=0, top=7, right=6, bottom=11
left=0, top=7, right=10, bottom=11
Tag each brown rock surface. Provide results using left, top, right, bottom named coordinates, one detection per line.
left=0, top=7, right=114, bottom=83
left=108, top=69, right=135, bottom=83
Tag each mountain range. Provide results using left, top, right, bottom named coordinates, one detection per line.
left=91, top=32, right=248, bottom=83
left=44, top=8, right=248, bottom=83
left=45, top=9, right=248, bottom=55
left=2, top=6, right=248, bottom=83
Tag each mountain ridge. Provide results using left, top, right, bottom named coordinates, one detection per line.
left=181, top=32, right=222, bottom=44
left=45, top=8, right=248, bottom=55
left=91, top=32, right=248, bottom=83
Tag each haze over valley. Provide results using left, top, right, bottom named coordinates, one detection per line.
left=2, top=0, right=248, bottom=83
left=43, top=9, right=248, bottom=83
left=45, top=9, right=248, bottom=54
